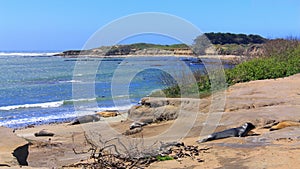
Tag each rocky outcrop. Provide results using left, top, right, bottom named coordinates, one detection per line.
left=12, top=144, right=29, bottom=166
left=128, top=97, right=201, bottom=123
left=55, top=44, right=265, bottom=59
left=213, top=44, right=264, bottom=57
left=0, top=127, right=29, bottom=166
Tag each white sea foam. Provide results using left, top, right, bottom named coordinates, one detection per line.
left=112, top=95, right=130, bottom=99
left=0, top=113, right=77, bottom=127
left=0, top=101, right=64, bottom=111
left=59, top=80, right=83, bottom=83
left=0, top=52, right=60, bottom=57
left=86, top=104, right=134, bottom=112
left=0, top=104, right=134, bottom=128
left=68, top=98, right=97, bottom=102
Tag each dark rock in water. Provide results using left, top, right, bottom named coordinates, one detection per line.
left=34, top=129, right=54, bottom=137
left=12, top=144, right=29, bottom=166
left=69, top=114, right=101, bottom=125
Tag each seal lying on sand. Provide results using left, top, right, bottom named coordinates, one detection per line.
left=130, top=119, right=154, bottom=130
left=34, top=129, right=54, bottom=137
left=69, top=114, right=101, bottom=125
left=197, top=122, right=255, bottom=143
left=96, top=110, right=119, bottom=118
left=270, top=121, right=300, bottom=131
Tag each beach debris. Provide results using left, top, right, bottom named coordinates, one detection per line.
left=29, top=140, right=62, bottom=148
left=34, top=129, right=54, bottom=137
left=197, top=158, right=205, bottom=163
left=69, top=133, right=209, bottom=168
left=96, top=110, right=119, bottom=118
left=69, top=114, right=101, bottom=125
left=0, top=164, right=10, bottom=167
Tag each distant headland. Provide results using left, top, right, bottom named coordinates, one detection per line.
left=54, top=32, right=267, bottom=57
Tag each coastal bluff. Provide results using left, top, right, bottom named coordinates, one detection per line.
left=54, top=43, right=194, bottom=57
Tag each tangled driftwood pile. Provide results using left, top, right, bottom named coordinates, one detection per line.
left=64, top=133, right=210, bottom=169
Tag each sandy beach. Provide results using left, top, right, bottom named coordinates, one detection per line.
left=1, top=73, right=300, bottom=168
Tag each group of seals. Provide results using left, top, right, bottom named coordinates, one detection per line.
left=197, top=122, right=256, bottom=143
left=69, top=110, right=120, bottom=125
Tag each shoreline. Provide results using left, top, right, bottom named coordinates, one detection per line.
left=61, top=54, right=242, bottom=59
left=1, top=73, right=299, bottom=168
left=60, top=54, right=243, bottom=65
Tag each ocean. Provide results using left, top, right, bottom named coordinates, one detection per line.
left=0, top=52, right=233, bottom=128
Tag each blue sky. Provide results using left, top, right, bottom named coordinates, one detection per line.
left=0, top=0, right=299, bottom=51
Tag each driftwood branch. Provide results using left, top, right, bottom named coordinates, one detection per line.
left=69, top=132, right=209, bottom=168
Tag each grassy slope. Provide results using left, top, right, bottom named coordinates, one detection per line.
left=158, top=40, right=300, bottom=98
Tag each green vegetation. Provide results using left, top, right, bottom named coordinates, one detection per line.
left=126, top=43, right=189, bottom=50
left=202, top=32, right=267, bottom=45
left=60, top=33, right=267, bottom=56
left=226, top=39, right=300, bottom=85
left=158, top=38, right=300, bottom=98
left=192, top=32, right=266, bottom=55
left=156, top=155, right=174, bottom=161
left=105, top=43, right=189, bottom=55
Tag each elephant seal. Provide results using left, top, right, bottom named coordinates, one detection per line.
left=129, top=119, right=154, bottom=130
left=197, top=122, right=255, bottom=143
left=96, top=110, right=119, bottom=118
left=34, top=129, right=54, bottom=137
left=69, top=114, right=101, bottom=125
left=270, top=121, right=300, bottom=131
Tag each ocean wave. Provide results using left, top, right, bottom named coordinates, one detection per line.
left=112, top=95, right=130, bottom=99
left=0, top=113, right=78, bottom=128
left=0, top=52, right=60, bottom=57
left=0, top=97, right=135, bottom=112
left=0, top=104, right=134, bottom=128
left=0, top=101, right=64, bottom=111
left=58, top=80, right=83, bottom=83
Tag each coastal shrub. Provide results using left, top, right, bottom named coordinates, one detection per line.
left=195, top=32, right=267, bottom=45
left=153, top=69, right=214, bottom=98
left=226, top=43, right=300, bottom=85
left=159, top=39, right=300, bottom=98
left=156, top=155, right=174, bottom=161
left=262, top=38, right=300, bottom=58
